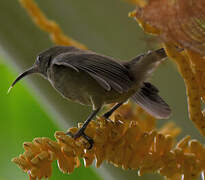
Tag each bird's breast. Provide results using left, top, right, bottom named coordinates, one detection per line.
left=47, top=64, right=140, bottom=108
left=47, top=65, right=94, bottom=105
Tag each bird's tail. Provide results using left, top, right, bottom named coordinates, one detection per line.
left=131, top=82, right=171, bottom=119
left=124, top=48, right=168, bottom=82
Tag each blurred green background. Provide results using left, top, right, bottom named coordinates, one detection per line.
left=0, top=0, right=204, bottom=180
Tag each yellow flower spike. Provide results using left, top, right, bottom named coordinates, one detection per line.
left=130, top=149, right=145, bottom=167
left=33, top=138, right=55, bottom=154
left=84, top=123, right=97, bottom=139
left=61, top=145, right=80, bottom=167
left=63, top=156, right=76, bottom=174
left=137, top=155, right=154, bottom=175
left=48, top=151, right=56, bottom=162
left=135, top=18, right=160, bottom=35
left=15, top=100, right=205, bottom=179
left=12, top=156, right=32, bottom=171
left=189, top=140, right=205, bottom=164
left=137, top=115, right=156, bottom=132
left=62, top=145, right=76, bottom=157
left=125, top=133, right=149, bottom=170
left=121, top=146, right=134, bottom=169
left=176, top=136, right=191, bottom=151
left=113, top=102, right=133, bottom=120
left=105, top=138, right=121, bottom=163
left=23, top=142, right=41, bottom=156
left=29, top=168, right=39, bottom=178
left=111, top=142, right=126, bottom=167
left=159, top=152, right=179, bottom=178
left=186, top=50, right=205, bottom=101
left=94, top=133, right=109, bottom=165
left=56, top=152, right=75, bottom=174
left=112, top=113, right=127, bottom=124
left=34, top=151, right=50, bottom=164
left=132, top=105, right=157, bottom=132
left=33, top=138, right=44, bottom=146
left=112, top=140, right=127, bottom=167
left=133, top=132, right=157, bottom=173
left=108, top=120, right=127, bottom=142
left=94, top=146, right=106, bottom=168
left=29, top=151, right=53, bottom=179
left=66, top=128, right=79, bottom=137
left=45, top=139, right=61, bottom=153
left=174, top=148, right=185, bottom=164
left=29, top=174, right=37, bottom=180
left=30, top=162, right=52, bottom=180
left=154, top=134, right=167, bottom=155
left=128, top=10, right=137, bottom=19
left=126, top=150, right=142, bottom=170
left=45, top=140, right=65, bottom=162
left=19, top=0, right=87, bottom=49
left=140, top=136, right=173, bottom=176
left=23, top=150, right=37, bottom=161
left=161, top=135, right=174, bottom=155
left=83, top=149, right=95, bottom=167
left=123, top=121, right=143, bottom=143
left=94, top=127, right=108, bottom=145
left=159, top=122, right=181, bottom=137
left=143, top=131, right=157, bottom=153
left=54, top=132, right=84, bottom=173
left=164, top=173, right=183, bottom=180
left=163, top=43, right=205, bottom=138
left=55, top=131, right=76, bottom=147
left=121, top=128, right=146, bottom=168
left=60, top=138, right=84, bottom=159
left=75, top=157, right=81, bottom=168
left=30, top=155, right=40, bottom=165
left=182, top=154, right=201, bottom=180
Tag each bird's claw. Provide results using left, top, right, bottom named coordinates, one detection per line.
left=66, top=130, right=94, bottom=150
left=103, top=111, right=111, bottom=119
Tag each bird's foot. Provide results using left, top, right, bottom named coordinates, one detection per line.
left=66, top=129, right=94, bottom=150
left=103, top=111, right=112, bottom=119
left=102, top=113, right=114, bottom=123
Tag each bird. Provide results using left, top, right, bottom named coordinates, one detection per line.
left=9, top=46, right=172, bottom=149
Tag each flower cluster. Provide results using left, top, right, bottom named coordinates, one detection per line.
left=12, top=103, right=205, bottom=180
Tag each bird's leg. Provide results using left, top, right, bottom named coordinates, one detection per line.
left=103, top=102, right=124, bottom=119
left=67, top=107, right=101, bottom=149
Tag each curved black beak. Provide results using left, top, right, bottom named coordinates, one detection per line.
left=8, top=66, right=38, bottom=93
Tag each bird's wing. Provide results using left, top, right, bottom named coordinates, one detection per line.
left=53, top=52, right=133, bottom=93
left=131, top=82, right=171, bottom=119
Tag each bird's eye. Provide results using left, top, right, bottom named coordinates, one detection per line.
left=36, top=55, right=41, bottom=64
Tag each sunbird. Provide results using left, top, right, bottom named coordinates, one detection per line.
left=9, top=46, right=171, bottom=149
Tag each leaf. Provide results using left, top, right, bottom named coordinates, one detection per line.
left=135, top=0, right=205, bottom=55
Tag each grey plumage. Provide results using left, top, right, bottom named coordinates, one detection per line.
left=9, top=46, right=172, bottom=148
left=131, top=82, right=171, bottom=119
left=53, top=52, right=133, bottom=93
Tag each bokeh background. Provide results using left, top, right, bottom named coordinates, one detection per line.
left=0, top=0, right=204, bottom=180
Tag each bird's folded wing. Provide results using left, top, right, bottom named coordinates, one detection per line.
left=53, top=53, right=133, bottom=93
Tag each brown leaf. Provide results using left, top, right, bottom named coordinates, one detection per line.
left=135, top=0, right=205, bottom=55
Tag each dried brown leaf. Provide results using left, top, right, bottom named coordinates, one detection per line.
left=135, top=0, right=205, bottom=55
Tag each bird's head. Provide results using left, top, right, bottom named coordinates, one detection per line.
left=8, top=46, right=80, bottom=93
